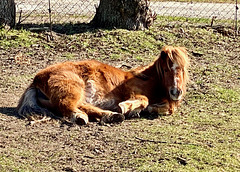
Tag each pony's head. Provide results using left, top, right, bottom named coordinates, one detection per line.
left=156, top=46, right=189, bottom=102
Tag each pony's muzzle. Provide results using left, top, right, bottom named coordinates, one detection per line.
left=169, top=87, right=182, bottom=101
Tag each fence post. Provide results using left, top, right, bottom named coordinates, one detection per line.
left=48, top=0, right=53, bottom=40
left=236, top=0, right=239, bottom=36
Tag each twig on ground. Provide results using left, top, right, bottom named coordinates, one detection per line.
left=29, top=116, right=52, bottom=125
left=135, top=136, right=201, bottom=147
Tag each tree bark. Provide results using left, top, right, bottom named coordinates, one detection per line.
left=91, top=0, right=156, bottom=30
left=0, top=0, right=16, bottom=28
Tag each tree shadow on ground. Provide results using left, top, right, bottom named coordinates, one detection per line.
left=16, top=23, right=99, bottom=35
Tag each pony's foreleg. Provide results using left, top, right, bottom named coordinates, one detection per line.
left=118, top=95, right=149, bottom=118
left=78, top=104, right=125, bottom=124
left=147, top=100, right=173, bottom=115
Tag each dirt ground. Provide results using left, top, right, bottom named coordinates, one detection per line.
left=0, top=23, right=239, bottom=171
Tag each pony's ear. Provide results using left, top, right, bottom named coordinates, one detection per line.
left=160, top=49, right=169, bottom=61
left=160, top=46, right=173, bottom=60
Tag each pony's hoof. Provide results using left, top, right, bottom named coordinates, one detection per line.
left=71, top=112, right=89, bottom=125
left=100, top=112, right=125, bottom=125
left=126, top=109, right=141, bottom=119
left=75, top=117, right=88, bottom=125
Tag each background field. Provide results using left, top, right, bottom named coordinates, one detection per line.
left=0, top=17, right=240, bottom=171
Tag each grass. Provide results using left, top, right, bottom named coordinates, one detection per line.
left=0, top=29, right=39, bottom=48
left=0, top=16, right=239, bottom=171
left=123, top=83, right=240, bottom=171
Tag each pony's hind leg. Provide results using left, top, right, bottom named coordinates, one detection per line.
left=46, top=72, right=89, bottom=124
left=46, top=72, right=124, bottom=125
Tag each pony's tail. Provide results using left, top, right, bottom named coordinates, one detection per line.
left=17, top=84, right=51, bottom=120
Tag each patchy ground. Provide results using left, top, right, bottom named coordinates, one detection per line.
left=0, top=18, right=240, bottom=171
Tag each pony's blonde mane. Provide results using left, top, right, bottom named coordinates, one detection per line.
left=155, top=46, right=190, bottom=92
left=131, top=46, right=189, bottom=85
left=162, top=46, right=189, bottom=69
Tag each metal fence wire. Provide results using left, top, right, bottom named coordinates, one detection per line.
left=15, top=0, right=98, bottom=25
left=14, top=0, right=239, bottom=33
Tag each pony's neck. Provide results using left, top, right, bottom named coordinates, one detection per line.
left=141, top=61, right=162, bottom=81
left=134, top=62, right=169, bottom=104
left=133, top=62, right=166, bottom=93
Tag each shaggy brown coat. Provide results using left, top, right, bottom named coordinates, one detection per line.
left=17, top=46, right=189, bottom=124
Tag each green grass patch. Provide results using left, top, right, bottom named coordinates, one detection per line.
left=62, top=52, right=76, bottom=60
left=214, top=86, right=240, bottom=103
left=71, top=29, right=167, bottom=61
left=0, top=29, right=39, bottom=49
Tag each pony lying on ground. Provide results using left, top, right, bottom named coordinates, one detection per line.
left=17, top=46, right=189, bottom=125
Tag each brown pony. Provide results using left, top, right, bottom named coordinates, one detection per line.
left=17, top=46, right=189, bottom=125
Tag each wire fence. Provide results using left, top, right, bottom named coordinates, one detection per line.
left=15, top=0, right=98, bottom=25
left=12, top=0, right=239, bottom=34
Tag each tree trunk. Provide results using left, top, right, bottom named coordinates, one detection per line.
left=91, top=0, right=156, bottom=30
left=0, top=0, right=16, bottom=28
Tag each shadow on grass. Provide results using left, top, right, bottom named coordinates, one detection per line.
left=16, top=23, right=98, bottom=35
